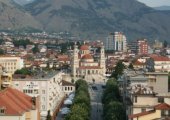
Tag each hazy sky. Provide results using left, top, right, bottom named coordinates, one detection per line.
left=138, top=0, right=170, bottom=7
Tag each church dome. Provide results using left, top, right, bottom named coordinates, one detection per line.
left=81, top=54, right=93, bottom=59
left=80, top=45, right=89, bottom=50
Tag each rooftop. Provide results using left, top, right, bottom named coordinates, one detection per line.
left=13, top=70, right=61, bottom=81
left=0, top=87, right=34, bottom=116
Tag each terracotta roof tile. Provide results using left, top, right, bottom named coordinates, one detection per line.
left=0, top=87, right=34, bottom=116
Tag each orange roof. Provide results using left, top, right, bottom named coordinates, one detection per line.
left=129, top=103, right=170, bottom=119
left=0, top=87, right=34, bottom=115
left=80, top=45, right=89, bottom=50
left=81, top=54, right=93, bottom=59
left=129, top=110, right=155, bottom=119
left=151, top=56, right=170, bottom=61
left=155, top=103, right=170, bottom=110
left=133, top=61, right=145, bottom=66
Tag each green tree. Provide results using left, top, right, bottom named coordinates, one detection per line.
left=128, top=63, right=134, bottom=69
left=0, top=49, right=5, bottom=55
left=111, top=61, right=125, bottom=79
left=46, top=110, right=51, bottom=120
left=104, top=101, right=126, bottom=120
left=13, top=39, right=33, bottom=48
left=163, top=40, right=168, bottom=48
left=32, top=44, right=39, bottom=54
left=14, top=68, right=32, bottom=75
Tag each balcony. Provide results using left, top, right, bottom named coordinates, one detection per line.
left=2, top=81, right=11, bottom=87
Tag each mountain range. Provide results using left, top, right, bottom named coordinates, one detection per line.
left=1, top=0, right=170, bottom=41
left=154, top=6, right=170, bottom=11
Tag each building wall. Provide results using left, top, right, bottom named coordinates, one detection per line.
left=12, top=72, right=65, bottom=120
left=147, top=74, right=168, bottom=94
left=133, top=96, right=158, bottom=114
left=0, top=114, right=25, bottom=120
left=137, top=110, right=161, bottom=120
left=0, top=57, right=24, bottom=74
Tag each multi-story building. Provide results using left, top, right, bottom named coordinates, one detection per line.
left=114, top=32, right=127, bottom=52
left=146, top=55, right=170, bottom=72
left=105, top=32, right=127, bottom=52
left=105, top=33, right=114, bottom=50
left=0, top=87, right=40, bottom=120
left=128, top=39, right=148, bottom=54
left=137, top=39, right=148, bottom=55
left=0, top=65, right=12, bottom=90
left=12, top=71, right=65, bottom=120
left=0, top=56, right=24, bottom=74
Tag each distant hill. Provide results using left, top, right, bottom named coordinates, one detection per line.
left=24, top=0, right=170, bottom=41
left=154, top=6, right=170, bottom=11
left=1, top=0, right=170, bottom=41
left=0, top=0, right=42, bottom=32
left=13, top=0, right=35, bottom=5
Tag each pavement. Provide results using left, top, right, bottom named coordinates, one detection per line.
left=89, top=83, right=104, bottom=120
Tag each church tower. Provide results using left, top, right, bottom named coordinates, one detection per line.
left=72, top=43, right=79, bottom=77
left=100, top=44, right=106, bottom=75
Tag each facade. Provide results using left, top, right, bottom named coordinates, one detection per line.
left=12, top=71, right=65, bottom=120
left=105, top=33, right=114, bottom=50
left=104, top=32, right=127, bottom=52
left=137, top=39, right=148, bottom=55
left=0, top=56, right=24, bottom=74
left=0, top=65, right=12, bottom=90
left=71, top=44, right=106, bottom=77
left=62, top=80, right=75, bottom=95
left=128, top=39, right=148, bottom=54
left=114, top=32, right=127, bottom=52
left=0, top=87, right=40, bottom=120
left=129, top=103, right=170, bottom=120
left=146, top=55, right=170, bottom=72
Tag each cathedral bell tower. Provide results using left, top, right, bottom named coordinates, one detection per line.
left=72, top=43, right=79, bottom=77
left=100, top=44, right=106, bottom=75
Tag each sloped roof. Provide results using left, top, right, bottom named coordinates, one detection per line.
left=0, top=87, right=33, bottom=116
left=81, top=54, right=93, bottom=59
left=80, top=45, right=89, bottom=50
left=155, top=103, right=170, bottom=110
left=62, top=80, right=75, bottom=86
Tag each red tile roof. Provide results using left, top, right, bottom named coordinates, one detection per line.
left=155, top=103, right=170, bottom=110
left=80, top=45, right=89, bottom=50
left=129, top=103, right=170, bottom=119
left=133, top=60, right=145, bottom=66
left=129, top=110, right=155, bottom=119
left=151, top=56, right=170, bottom=61
left=81, top=54, right=93, bottom=59
left=0, top=87, right=34, bottom=116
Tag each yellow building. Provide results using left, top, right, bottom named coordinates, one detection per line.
left=129, top=103, right=170, bottom=120
left=0, top=65, right=12, bottom=90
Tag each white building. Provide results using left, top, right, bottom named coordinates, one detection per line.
left=114, top=32, right=127, bottom=52
left=0, top=56, right=24, bottom=74
left=12, top=71, right=65, bottom=120
left=104, top=32, right=127, bottom=52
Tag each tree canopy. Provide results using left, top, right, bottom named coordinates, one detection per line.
left=65, top=79, right=90, bottom=120
left=111, top=61, right=125, bottom=79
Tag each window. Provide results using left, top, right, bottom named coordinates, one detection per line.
left=134, top=96, right=137, bottom=103
left=42, top=90, right=45, bottom=94
left=0, top=108, right=5, bottom=114
left=68, top=87, right=70, bottom=91
left=158, top=97, right=164, bottom=103
left=141, top=108, right=146, bottom=112
left=65, top=87, right=67, bottom=91
left=42, top=105, right=45, bottom=110
left=53, top=78, right=55, bottom=82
